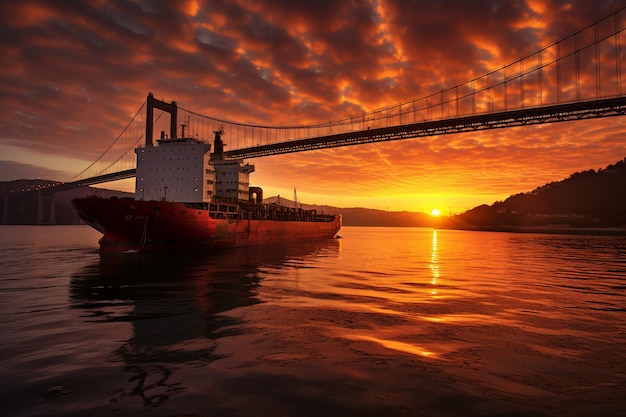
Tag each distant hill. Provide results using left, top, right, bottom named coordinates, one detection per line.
left=1, top=180, right=132, bottom=225
left=452, top=157, right=626, bottom=230
left=0, top=179, right=61, bottom=194
left=328, top=207, right=434, bottom=227
left=262, top=196, right=435, bottom=227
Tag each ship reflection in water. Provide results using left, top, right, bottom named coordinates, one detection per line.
left=69, top=240, right=341, bottom=409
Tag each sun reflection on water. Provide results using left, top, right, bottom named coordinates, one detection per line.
left=346, top=334, right=437, bottom=358
left=430, top=229, right=439, bottom=296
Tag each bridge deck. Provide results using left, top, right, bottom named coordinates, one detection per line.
left=226, top=97, right=626, bottom=159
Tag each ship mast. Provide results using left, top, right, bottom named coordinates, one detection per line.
left=293, top=186, right=297, bottom=211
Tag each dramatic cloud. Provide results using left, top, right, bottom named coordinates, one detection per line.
left=0, top=0, right=624, bottom=211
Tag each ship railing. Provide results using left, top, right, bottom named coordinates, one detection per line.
left=201, top=199, right=339, bottom=222
left=183, top=202, right=209, bottom=210
left=208, top=202, right=239, bottom=219
left=314, top=213, right=336, bottom=222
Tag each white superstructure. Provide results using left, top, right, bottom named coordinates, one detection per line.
left=134, top=132, right=254, bottom=203
left=212, top=159, right=255, bottom=202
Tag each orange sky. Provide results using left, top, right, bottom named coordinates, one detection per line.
left=1, top=0, right=625, bottom=213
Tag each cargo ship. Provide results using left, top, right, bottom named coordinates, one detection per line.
left=72, top=94, right=341, bottom=254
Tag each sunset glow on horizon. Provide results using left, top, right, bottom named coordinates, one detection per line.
left=1, top=1, right=624, bottom=213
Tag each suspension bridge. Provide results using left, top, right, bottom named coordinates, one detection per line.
left=4, top=7, right=626, bottom=223
left=69, top=8, right=626, bottom=186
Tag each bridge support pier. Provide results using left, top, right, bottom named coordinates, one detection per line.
left=37, top=190, right=56, bottom=224
left=2, top=194, right=8, bottom=225
left=36, top=190, right=56, bottom=224
left=37, top=189, right=44, bottom=224
left=49, top=193, right=56, bottom=224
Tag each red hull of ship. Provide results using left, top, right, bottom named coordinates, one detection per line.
left=72, top=197, right=342, bottom=254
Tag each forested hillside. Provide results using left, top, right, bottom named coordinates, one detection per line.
left=454, top=157, right=626, bottom=228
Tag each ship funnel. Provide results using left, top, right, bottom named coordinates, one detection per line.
left=210, top=129, right=225, bottom=160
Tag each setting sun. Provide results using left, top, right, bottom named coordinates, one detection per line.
left=431, top=208, right=441, bottom=217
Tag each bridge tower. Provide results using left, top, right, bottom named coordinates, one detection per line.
left=145, top=92, right=178, bottom=146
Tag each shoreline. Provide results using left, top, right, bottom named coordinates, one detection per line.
left=442, top=225, right=626, bottom=236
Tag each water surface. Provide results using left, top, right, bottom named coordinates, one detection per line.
left=1, top=225, right=625, bottom=416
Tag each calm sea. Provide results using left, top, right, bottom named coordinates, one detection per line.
left=0, top=225, right=625, bottom=417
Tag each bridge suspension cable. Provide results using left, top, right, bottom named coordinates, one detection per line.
left=69, top=100, right=147, bottom=182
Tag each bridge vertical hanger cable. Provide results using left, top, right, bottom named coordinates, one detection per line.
left=596, top=23, right=601, bottom=99
left=616, top=12, right=622, bottom=96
